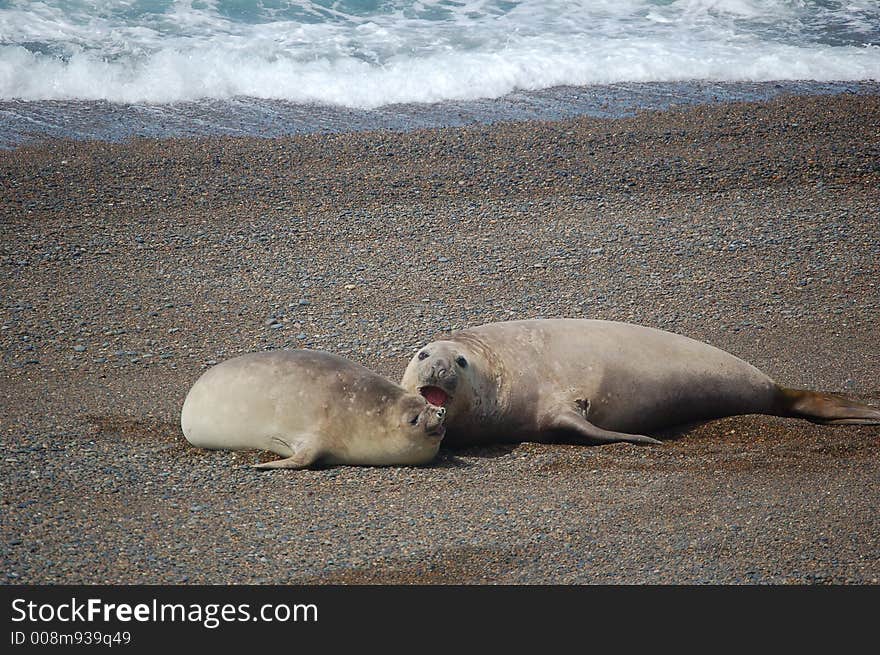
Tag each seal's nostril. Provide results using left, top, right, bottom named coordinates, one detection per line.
left=437, top=407, right=446, bottom=420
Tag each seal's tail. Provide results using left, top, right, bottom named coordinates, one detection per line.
left=775, top=387, right=880, bottom=425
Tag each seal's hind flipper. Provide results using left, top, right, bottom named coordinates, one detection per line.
left=775, top=388, right=880, bottom=425
left=542, top=408, right=662, bottom=446
left=252, top=436, right=320, bottom=470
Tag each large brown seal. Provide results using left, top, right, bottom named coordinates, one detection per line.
left=400, top=319, right=880, bottom=446
left=182, top=350, right=446, bottom=469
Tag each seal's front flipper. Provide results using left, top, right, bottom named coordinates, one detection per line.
left=253, top=455, right=315, bottom=470
left=543, top=409, right=662, bottom=446
left=252, top=436, right=320, bottom=470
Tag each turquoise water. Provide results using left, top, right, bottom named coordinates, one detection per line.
left=1, top=1, right=878, bottom=104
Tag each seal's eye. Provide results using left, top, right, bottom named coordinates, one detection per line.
left=455, top=356, right=468, bottom=368
left=418, top=351, right=429, bottom=361
left=409, top=414, right=420, bottom=425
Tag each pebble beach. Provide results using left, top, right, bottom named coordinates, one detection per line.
left=1, top=91, right=878, bottom=584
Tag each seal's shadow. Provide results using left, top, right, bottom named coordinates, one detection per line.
left=432, top=444, right=517, bottom=468
left=649, top=422, right=710, bottom=442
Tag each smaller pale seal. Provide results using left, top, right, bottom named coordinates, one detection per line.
left=181, top=350, right=446, bottom=469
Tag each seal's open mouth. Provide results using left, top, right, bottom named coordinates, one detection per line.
left=420, top=386, right=450, bottom=407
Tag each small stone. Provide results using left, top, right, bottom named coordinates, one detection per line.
left=73, top=344, right=87, bottom=352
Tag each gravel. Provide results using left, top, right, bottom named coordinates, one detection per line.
left=0, top=93, right=878, bottom=584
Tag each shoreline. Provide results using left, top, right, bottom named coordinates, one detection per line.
left=1, top=92, right=878, bottom=584
left=2, top=79, right=879, bottom=149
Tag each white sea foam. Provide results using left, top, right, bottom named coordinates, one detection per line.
left=1, top=0, right=878, bottom=105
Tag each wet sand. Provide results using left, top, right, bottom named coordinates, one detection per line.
left=1, top=92, right=878, bottom=584
left=3, top=80, right=877, bottom=148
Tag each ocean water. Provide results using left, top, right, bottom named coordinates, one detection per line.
left=1, top=1, right=879, bottom=145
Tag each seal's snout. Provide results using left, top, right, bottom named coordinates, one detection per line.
left=423, top=405, right=447, bottom=439
left=424, top=404, right=445, bottom=424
